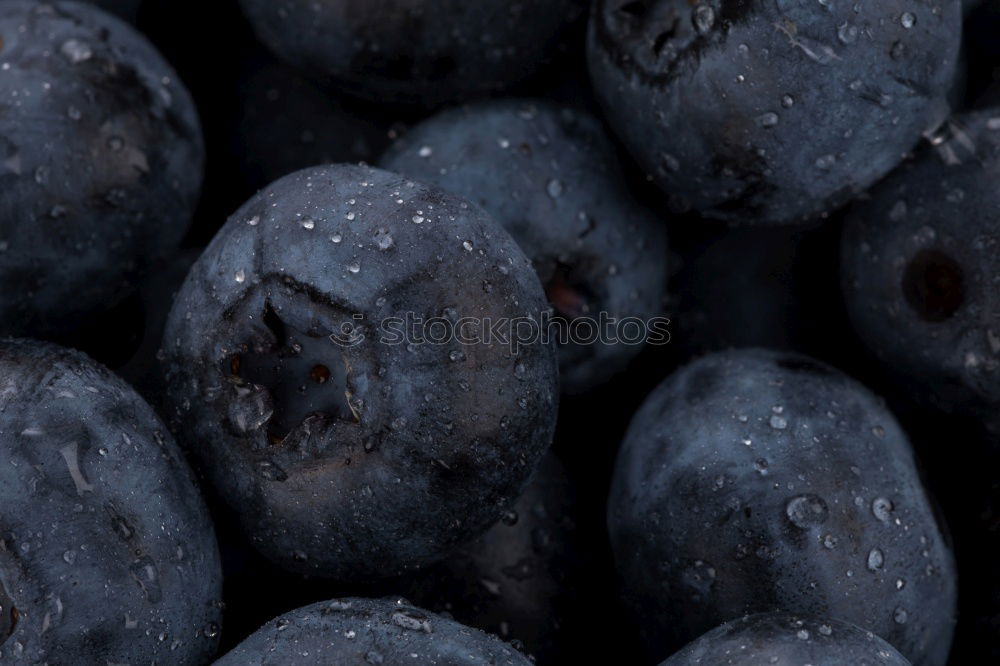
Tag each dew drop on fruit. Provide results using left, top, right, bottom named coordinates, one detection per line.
left=837, top=23, right=858, bottom=44
left=872, top=496, right=894, bottom=522
left=391, top=610, right=433, bottom=633
left=756, top=112, right=779, bottom=128
left=867, top=548, right=884, bottom=571
left=374, top=229, right=393, bottom=250
left=228, top=384, right=274, bottom=433
left=693, top=5, right=715, bottom=33
left=60, top=39, right=92, bottom=64
left=129, top=556, right=163, bottom=604
left=900, top=12, right=916, bottom=29
left=785, top=494, right=829, bottom=528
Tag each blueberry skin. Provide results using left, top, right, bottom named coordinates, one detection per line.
left=382, top=100, right=669, bottom=393
left=214, top=597, right=533, bottom=666
left=608, top=348, right=956, bottom=666
left=842, top=111, right=1000, bottom=433
left=160, top=164, right=559, bottom=580
left=384, top=454, right=582, bottom=662
left=587, top=0, right=960, bottom=224
left=660, top=613, right=911, bottom=666
left=0, top=1, right=203, bottom=338
left=0, top=338, right=222, bottom=664
left=237, top=0, right=585, bottom=107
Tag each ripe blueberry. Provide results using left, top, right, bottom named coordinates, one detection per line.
left=0, top=338, right=222, bottom=664
left=160, top=164, right=559, bottom=580
left=587, top=0, right=961, bottom=223
left=0, top=0, right=203, bottom=339
left=214, top=597, right=533, bottom=665
left=382, top=100, right=669, bottom=393
left=609, top=348, right=956, bottom=665
left=842, top=111, right=1000, bottom=433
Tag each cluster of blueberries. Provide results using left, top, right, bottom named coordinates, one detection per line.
left=0, top=0, right=998, bottom=664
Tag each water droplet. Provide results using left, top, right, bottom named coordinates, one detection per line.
left=129, top=556, right=163, bottom=603
left=900, top=12, right=916, bottom=29
left=330, top=234, right=343, bottom=244
left=867, top=548, right=884, bottom=571
left=818, top=624, right=833, bottom=636
left=815, top=154, right=836, bottom=170
left=462, top=240, right=474, bottom=251
left=893, top=607, right=908, bottom=624
left=757, top=112, right=779, bottom=128
left=234, top=269, right=246, bottom=283
left=256, top=460, right=288, bottom=482
left=391, top=610, right=433, bottom=633
left=872, top=497, right=894, bottom=522
left=229, top=384, right=273, bottom=433
left=822, top=533, right=838, bottom=549
left=60, top=39, right=93, bottom=64
left=781, top=94, right=795, bottom=108
left=412, top=215, right=424, bottom=224
left=347, top=261, right=361, bottom=274
left=693, top=4, right=715, bottom=33
left=418, top=146, right=433, bottom=158
left=301, top=217, right=315, bottom=230
left=375, top=229, right=394, bottom=250
left=546, top=179, right=564, bottom=198
left=247, top=215, right=260, bottom=226
left=786, top=494, right=829, bottom=528
left=796, top=629, right=810, bottom=640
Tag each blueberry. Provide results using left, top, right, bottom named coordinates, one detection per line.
left=842, top=111, right=1000, bottom=433
left=660, top=613, right=911, bottom=666
left=234, top=59, right=392, bottom=195
left=237, top=0, right=586, bottom=107
left=608, top=348, right=956, bottom=665
left=382, top=100, right=669, bottom=393
left=0, top=338, right=222, bottom=664
left=383, top=453, right=582, bottom=662
left=214, top=597, right=533, bottom=665
left=0, top=0, right=203, bottom=339
left=160, top=164, right=559, bottom=580
left=587, top=0, right=961, bottom=224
